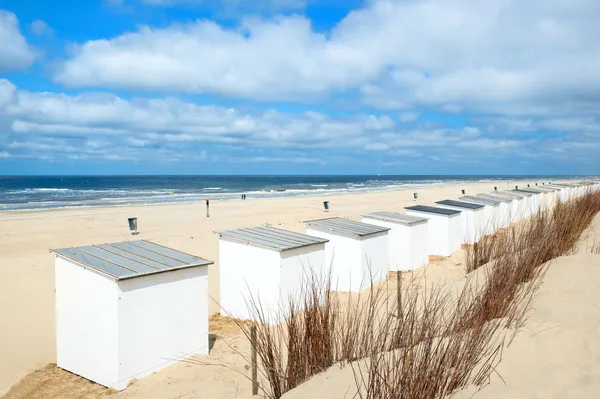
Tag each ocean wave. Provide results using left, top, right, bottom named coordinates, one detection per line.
left=204, top=187, right=223, bottom=190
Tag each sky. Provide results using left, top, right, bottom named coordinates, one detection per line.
left=0, top=0, right=599, bottom=175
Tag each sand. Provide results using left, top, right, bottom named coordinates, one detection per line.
left=0, top=179, right=587, bottom=398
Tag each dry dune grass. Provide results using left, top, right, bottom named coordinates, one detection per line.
left=235, top=189, right=600, bottom=399
left=0, top=364, right=111, bottom=399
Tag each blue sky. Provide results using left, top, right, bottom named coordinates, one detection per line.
left=0, top=0, right=599, bottom=175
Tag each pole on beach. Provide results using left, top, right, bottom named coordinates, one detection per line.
left=206, top=199, right=210, bottom=218
left=251, top=324, right=258, bottom=396
left=396, top=272, right=402, bottom=321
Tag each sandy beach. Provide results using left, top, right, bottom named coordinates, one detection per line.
left=0, top=179, right=590, bottom=397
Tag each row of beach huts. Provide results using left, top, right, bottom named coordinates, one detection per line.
left=49, top=181, right=599, bottom=390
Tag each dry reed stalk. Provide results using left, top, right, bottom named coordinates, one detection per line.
left=232, top=189, right=600, bottom=399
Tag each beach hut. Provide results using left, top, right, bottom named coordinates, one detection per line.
left=305, top=217, right=389, bottom=292
left=514, top=189, right=540, bottom=214
left=405, top=205, right=461, bottom=257
left=459, top=195, right=505, bottom=232
left=478, top=193, right=519, bottom=224
left=507, top=190, right=535, bottom=217
left=361, top=211, right=428, bottom=272
left=51, top=240, right=213, bottom=391
left=516, top=188, right=548, bottom=213
left=216, top=226, right=328, bottom=322
left=531, top=186, right=559, bottom=210
left=548, top=184, right=571, bottom=202
left=434, top=200, right=485, bottom=244
left=497, top=191, right=528, bottom=221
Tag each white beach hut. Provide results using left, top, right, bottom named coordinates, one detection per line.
left=477, top=193, right=514, bottom=226
left=51, top=240, right=212, bottom=391
left=405, top=205, right=461, bottom=257
left=479, top=192, right=520, bottom=224
left=514, top=189, right=539, bottom=214
left=532, top=186, right=558, bottom=210
left=305, top=217, right=389, bottom=292
left=517, top=188, right=548, bottom=213
left=498, top=191, right=529, bottom=221
left=216, top=226, right=328, bottom=322
left=361, top=211, right=429, bottom=272
left=459, top=195, right=505, bottom=232
left=508, top=190, right=536, bottom=217
left=435, top=199, right=485, bottom=244
left=548, top=184, right=571, bottom=202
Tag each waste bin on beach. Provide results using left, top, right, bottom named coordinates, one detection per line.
left=323, top=201, right=329, bottom=211
left=128, top=217, right=138, bottom=235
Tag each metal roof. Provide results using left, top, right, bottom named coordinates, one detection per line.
left=435, top=199, right=484, bottom=210
left=306, top=217, right=390, bottom=237
left=51, top=240, right=213, bottom=281
left=459, top=195, right=500, bottom=206
left=215, top=226, right=328, bottom=251
left=515, top=188, right=544, bottom=194
left=405, top=205, right=461, bottom=216
left=362, top=211, right=428, bottom=225
left=497, top=191, right=526, bottom=199
left=477, top=193, right=514, bottom=203
left=506, top=190, right=532, bottom=197
left=533, top=186, right=557, bottom=192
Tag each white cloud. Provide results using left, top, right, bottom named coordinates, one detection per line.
left=0, top=10, right=35, bottom=72
left=54, top=0, right=600, bottom=118
left=399, top=112, right=420, bottom=123
left=1, top=78, right=598, bottom=168
left=364, top=143, right=390, bottom=151
left=30, top=20, right=52, bottom=36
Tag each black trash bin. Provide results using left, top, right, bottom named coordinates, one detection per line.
left=323, top=201, right=329, bottom=211
left=128, top=217, right=138, bottom=234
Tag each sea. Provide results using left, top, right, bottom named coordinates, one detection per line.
left=0, top=175, right=587, bottom=212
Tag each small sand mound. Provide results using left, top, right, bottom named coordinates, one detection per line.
left=428, top=255, right=447, bottom=262
left=1, top=364, right=111, bottom=399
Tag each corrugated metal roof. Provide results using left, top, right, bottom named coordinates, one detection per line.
left=435, top=199, right=484, bottom=210
left=459, top=195, right=500, bottom=206
left=505, top=190, right=532, bottom=197
left=405, top=205, right=461, bottom=216
left=215, top=226, right=328, bottom=251
left=478, top=193, right=516, bottom=202
left=51, top=240, right=213, bottom=281
left=306, top=217, right=390, bottom=237
left=515, top=188, right=544, bottom=194
left=362, top=211, right=427, bottom=225
left=534, top=186, right=557, bottom=192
